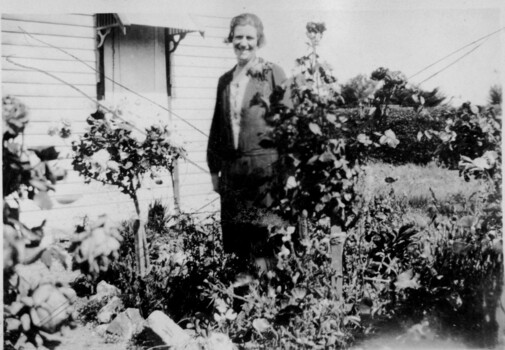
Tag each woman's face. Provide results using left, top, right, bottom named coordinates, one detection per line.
left=232, top=24, right=258, bottom=65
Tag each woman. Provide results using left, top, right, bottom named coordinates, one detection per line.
left=207, top=13, right=288, bottom=265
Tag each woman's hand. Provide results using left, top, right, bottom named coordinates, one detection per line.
left=211, top=173, right=220, bottom=194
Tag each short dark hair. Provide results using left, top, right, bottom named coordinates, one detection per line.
left=225, top=13, right=266, bottom=48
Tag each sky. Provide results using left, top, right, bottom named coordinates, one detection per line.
left=2, top=0, right=504, bottom=105
left=222, top=0, right=504, bottom=105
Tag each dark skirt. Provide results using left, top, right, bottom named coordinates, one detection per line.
left=220, top=150, right=279, bottom=257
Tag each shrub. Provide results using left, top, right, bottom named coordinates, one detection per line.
left=3, top=95, right=122, bottom=349
left=427, top=103, right=501, bottom=169
left=353, top=147, right=503, bottom=347
left=101, top=203, right=243, bottom=320
left=72, top=98, right=186, bottom=275
left=358, top=107, right=446, bottom=165
left=104, top=206, right=358, bottom=349
left=205, top=222, right=357, bottom=349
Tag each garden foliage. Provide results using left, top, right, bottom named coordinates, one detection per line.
left=3, top=96, right=123, bottom=350
left=102, top=22, right=503, bottom=350
left=72, top=98, right=186, bottom=275
left=347, top=99, right=503, bottom=347
left=3, top=95, right=76, bottom=348
left=268, top=28, right=399, bottom=232
left=72, top=98, right=185, bottom=201
left=101, top=203, right=243, bottom=320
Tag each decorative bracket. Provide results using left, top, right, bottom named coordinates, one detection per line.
left=167, top=32, right=187, bottom=54
left=97, top=28, right=112, bottom=48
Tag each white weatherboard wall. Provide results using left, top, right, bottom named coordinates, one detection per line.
left=171, top=14, right=234, bottom=215
left=1, top=14, right=152, bottom=234
left=1, top=13, right=231, bottom=232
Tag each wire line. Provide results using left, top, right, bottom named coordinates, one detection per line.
left=407, top=26, right=505, bottom=80
left=416, top=39, right=488, bottom=86
left=18, top=27, right=210, bottom=139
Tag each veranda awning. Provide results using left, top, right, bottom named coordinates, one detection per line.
left=97, top=13, right=205, bottom=37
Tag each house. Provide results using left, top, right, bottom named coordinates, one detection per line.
left=1, top=13, right=234, bottom=232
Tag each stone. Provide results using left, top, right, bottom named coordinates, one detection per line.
left=106, top=308, right=145, bottom=341
left=97, top=296, right=124, bottom=324
left=95, top=324, right=108, bottom=337
left=146, top=310, right=191, bottom=349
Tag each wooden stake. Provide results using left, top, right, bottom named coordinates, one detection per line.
left=330, top=225, right=346, bottom=300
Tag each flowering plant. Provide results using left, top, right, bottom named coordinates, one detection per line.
left=306, top=22, right=326, bottom=46
left=72, top=98, right=185, bottom=199
left=72, top=98, right=185, bottom=276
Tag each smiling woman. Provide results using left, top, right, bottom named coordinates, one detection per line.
left=207, top=13, right=289, bottom=268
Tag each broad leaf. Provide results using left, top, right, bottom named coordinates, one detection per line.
left=308, top=122, right=322, bottom=135
left=252, top=318, right=271, bottom=333
left=379, top=129, right=400, bottom=148
left=30, top=146, right=59, bottom=161
left=326, top=113, right=336, bottom=123
left=357, top=134, right=372, bottom=146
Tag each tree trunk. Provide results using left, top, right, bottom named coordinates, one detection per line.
left=133, top=193, right=150, bottom=277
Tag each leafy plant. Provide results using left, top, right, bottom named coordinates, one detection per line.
left=426, top=102, right=500, bottom=169
left=69, top=215, right=123, bottom=278
left=72, top=99, right=185, bottom=200
left=3, top=96, right=76, bottom=349
left=3, top=95, right=123, bottom=349
left=101, top=203, right=243, bottom=320
left=205, top=222, right=357, bottom=349
left=361, top=102, right=503, bottom=347
left=72, top=98, right=186, bottom=275
left=339, top=74, right=378, bottom=107
left=271, top=26, right=400, bottom=231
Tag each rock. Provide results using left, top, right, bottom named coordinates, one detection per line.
left=95, top=324, right=108, bottom=337
left=97, top=296, right=124, bottom=324
left=146, top=310, right=191, bottom=349
left=106, top=308, right=145, bottom=341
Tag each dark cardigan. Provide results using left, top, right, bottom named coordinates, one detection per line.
left=207, top=59, right=287, bottom=175
left=206, top=59, right=288, bottom=255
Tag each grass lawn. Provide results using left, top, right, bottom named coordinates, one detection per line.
left=359, top=161, right=487, bottom=227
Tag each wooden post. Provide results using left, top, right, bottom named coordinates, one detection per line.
left=298, top=210, right=308, bottom=240
left=330, top=225, right=346, bottom=300
left=171, top=166, right=181, bottom=215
